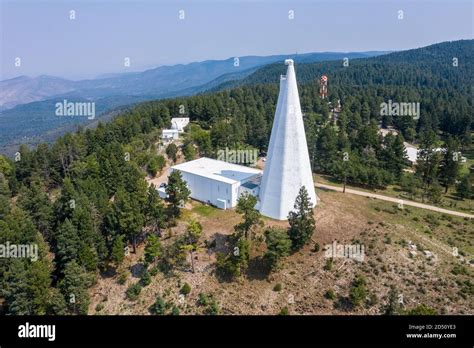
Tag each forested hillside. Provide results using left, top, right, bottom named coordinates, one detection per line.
left=220, top=40, right=473, bottom=90
left=0, top=40, right=472, bottom=314
left=214, top=39, right=473, bottom=141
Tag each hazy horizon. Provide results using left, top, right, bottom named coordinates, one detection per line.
left=2, top=47, right=397, bottom=82
left=1, top=0, right=472, bottom=80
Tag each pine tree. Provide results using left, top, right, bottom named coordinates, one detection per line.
left=381, top=133, right=407, bottom=180
left=54, top=178, right=78, bottom=223
left=55, top=218, right=81, bottom=269
left=288, top=186, right=316, bottom=250
left=111, top=234, right=126, bottom=268
left=147, top=155, right=165, bottom=177
left=60, top=261, right=91, bottom=315
left=210, top=119, right=233, bottom=149
left=349, top=274, right=367, bottom=308
left=234, top=192, right=262, bottom=240
left=400, top=174, right=422, bottom=200
left=216, top=237, right=250, bottom=280
left=46, top=287, right=68, bottom=315
left=439, top=136, right=461, bottom=193
left=183, top=143, right=196, bottom=161
left=234, top=237, right=250, bottom=277
left=166, top=143, right=178, bottom=163
left=392, top=134, right=408, bottom=179
left=1, top=209, right=56, bottom=315
left=17, top=179, right=53, bottom=241
left=456, top=174, right=472, bottom=199
left=334, top=148, right=354, bottom=193
left=180, top=219, right=203, bottom=273
left=165, top=170, right=190, bottom=219
left=144, top=185, right=165, bottom=235
left=3, top=256, right=53, bottom=315
left=113, top=188, right=144, bottom=253
left=314, top=124, right=338, bottom=173
left=383, top=286, right=402, bottom=315
left=71, top=196, right=102, bottom=270
left=264, top=227, right=291, bottom=270
left=416, top=130, right=441, bottom=190
left=0, top=173, right=11, bottom=219
left=185, top=219, right=203, bottom=244
left=144, top=234, right=162, bottom=265
left=427, top=180, right=443, bottom=204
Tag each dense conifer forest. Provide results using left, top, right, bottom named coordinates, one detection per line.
left=0, top=40, right=472, bottom=314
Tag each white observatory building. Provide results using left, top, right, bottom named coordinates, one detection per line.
left=258, top=59, right=317, bottom=220
left=167, top=59, right=316, bottom=220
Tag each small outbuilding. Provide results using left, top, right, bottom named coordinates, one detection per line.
left=162, top=129, right=179, bottom=141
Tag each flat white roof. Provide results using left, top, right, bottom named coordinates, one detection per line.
left=404, top=142, right=418, bottom=163
left=171, top=157, right=261, bottom=185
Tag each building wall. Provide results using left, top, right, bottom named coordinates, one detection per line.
left=173, top=169, right=234, bottom=208
left=238, top=184, right=259, bottom=198
left=170, top=166, right=262, bottom=210
left=162, top=129, right=179, bottom=139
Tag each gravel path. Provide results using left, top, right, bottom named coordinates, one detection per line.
left=315, top=183, right=474, bottom=219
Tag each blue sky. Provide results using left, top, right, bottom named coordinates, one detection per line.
left=1, top=0, right=472, bottom=80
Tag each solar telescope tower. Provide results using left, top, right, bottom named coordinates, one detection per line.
left=258, top=59, right=317, bottom=220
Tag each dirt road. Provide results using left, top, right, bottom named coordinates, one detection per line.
left=315, top=183, right=474, bottom=219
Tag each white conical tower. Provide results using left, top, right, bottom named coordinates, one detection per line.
left=258, top=59, right=317, bottom=220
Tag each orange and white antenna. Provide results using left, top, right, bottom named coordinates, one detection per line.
left=319, top=75, right=328, bottom=99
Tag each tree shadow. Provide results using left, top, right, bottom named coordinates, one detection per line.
left=246, top=256, right=271, bottom=281
left=392, top=186, right=404, bottom=193
left=100, top=265, right=117, bottom=279
left=214, top=269, right=235, bottom=284
left=206, top=232, right=232, bottom=255
left=445, top=193, right=464, bottom=201
left=130, top=263, right=146, bottom=278
left=333, top=296, right=354, bottom=312
left=316, top=186, right=334, bottom=193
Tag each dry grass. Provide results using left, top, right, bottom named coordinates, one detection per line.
left=89, top=189, right=473, bottom=315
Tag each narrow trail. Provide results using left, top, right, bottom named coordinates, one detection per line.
left=315, top=183, right=474, bottom=219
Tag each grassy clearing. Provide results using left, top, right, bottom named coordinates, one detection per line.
left=315, top=174, right=473, bottom=214
left=365, top=198, right=473, bottom=257
left=191, top=203, right=221, bottom=218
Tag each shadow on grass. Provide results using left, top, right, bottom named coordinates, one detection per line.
left=316, top=186, right=335, bottom=193
left=445, top=193, right=465, bottom=201
left=391, top=186, right=404, bottom=193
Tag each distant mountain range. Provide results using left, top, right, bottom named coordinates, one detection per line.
left=214, top=40, right=474, bottom=91
left=0, top=75, right=76, bottom=110
left=1, top=51, right=387, bottom=110
left=0, top=51, right=387, bottom=154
